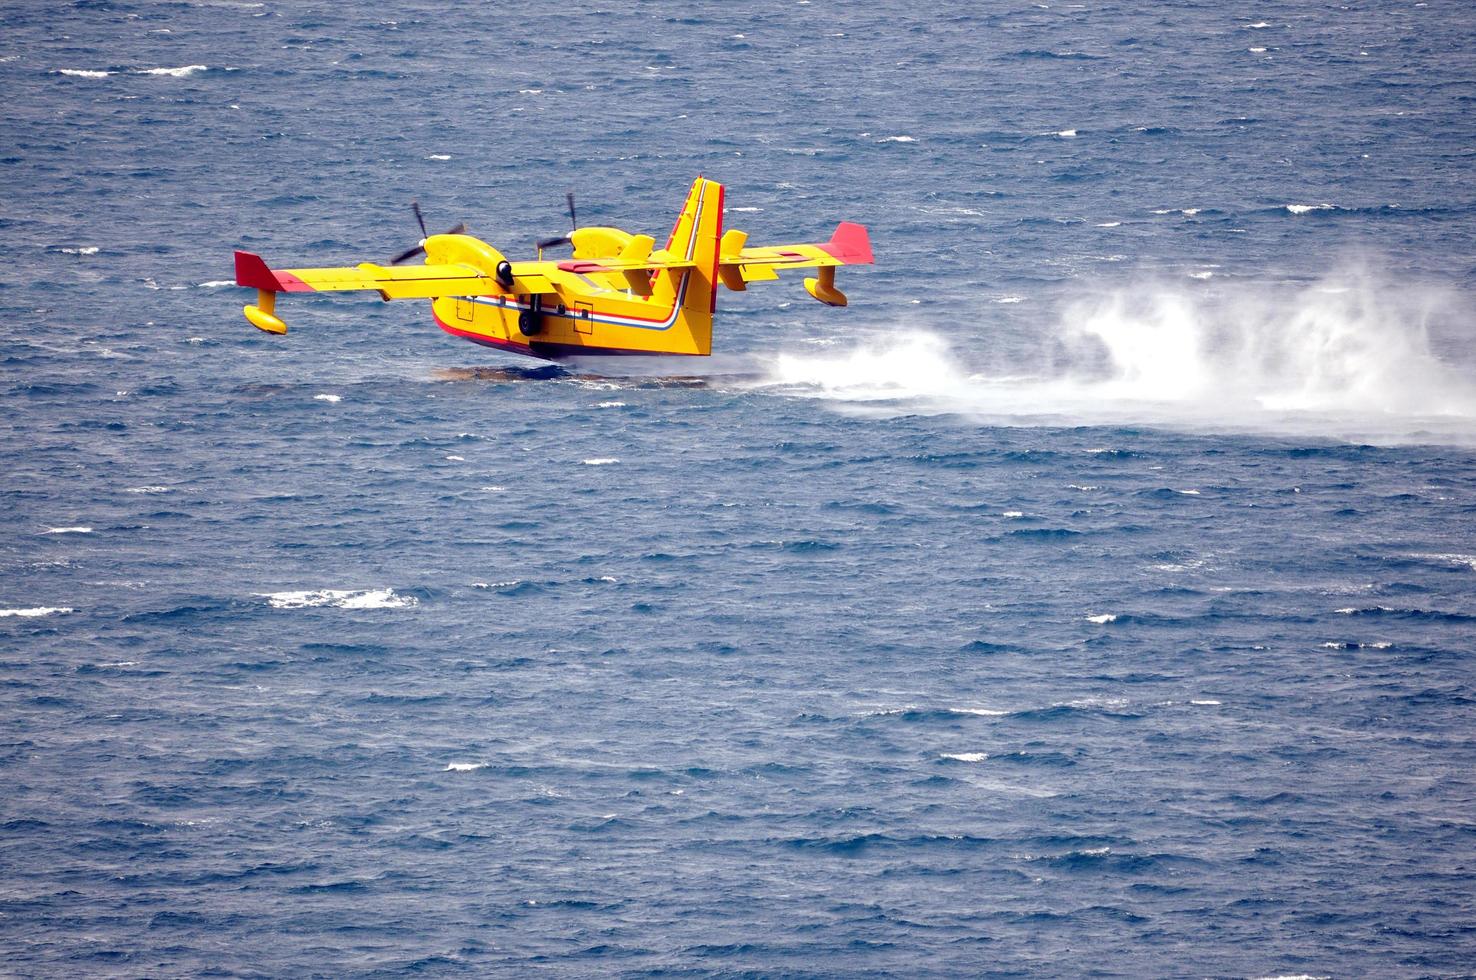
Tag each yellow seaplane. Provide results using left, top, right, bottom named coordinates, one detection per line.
left=233, top=176, right=872, bottom=360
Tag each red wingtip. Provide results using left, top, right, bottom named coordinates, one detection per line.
left=822, top=222, right=874, bottom=265
left=234, top=250, right=281, bottom=291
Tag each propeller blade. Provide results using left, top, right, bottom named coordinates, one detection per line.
left=411, top=201, right=428, bottom=239
left=566, top=191, right=577, bottom=231
left=537, top=235, right=571, bottom=250
left=444, top=222, right=467, bottom=236
left=389, top=243, right=426, bottom=265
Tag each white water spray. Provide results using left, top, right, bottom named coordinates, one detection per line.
left=760, top=268, right=1476, bottom=442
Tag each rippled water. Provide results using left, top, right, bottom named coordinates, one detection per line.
left=3, top=1, right=1475, bottom=976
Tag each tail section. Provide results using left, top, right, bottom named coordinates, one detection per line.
left=651, top=177, right=724, bottom=354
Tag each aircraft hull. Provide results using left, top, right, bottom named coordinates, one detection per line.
left=431, top=306, right=699, bottom=361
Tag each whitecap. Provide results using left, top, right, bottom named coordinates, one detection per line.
left=1176, top=488, right=1201, bottom=495
left=61, top=246, right=100, bottom=255
left=1285, top=203, right=1334, bottom=214
left=42, top=526, right=92, bottom=534
left=1190, top=699, right=1221, bottom=706
left=260, top=588, right=418, bottom=610
left=730, top=206, right=763, bottom=212
left=444, top=762, right=487, bottom=772
left=0, top=607, right=74, bottom=618
left=54, top=69, right=113, bottom=78
left=1249, top=47, right=1267, bottom=53
left=1409, top=553, right=1476, bottom=570
left=597, top=401, right=626, bottom=408
left=197, top=280, right=234, bottom=288
left=479, top=486, right=506, bottom=492
left=877, top=135, right=917, bottom=143
left=445, top=455, right=464, bottom=461
left=1244, top=21, right=1271, bottom=28
left=426, top=154, right=451, bottom=160
left=125, top=486, right=170, bottom=494
left=1086, top=613, right=1117, bottom=624
left=1096, top=221, right=1121, bottom=227
left=137, top=65, right=209, bottom=77
left=942, top=752, right=989, bottom=762
left=1055, top=129, right=1077, bottom=137
left=864, top=705, right=917, bottom=717
left=949, top=707, right=1009, bottom=717
left=1068, top=484, right=1099, bottom=491
left=313, top=393, right=341, bottom=403
left=1189, top=271, right=1214, bottom=280
left=472, top=580, right=520, bottom=589
left=994, top=295, right=1025, bottom=304
left=582, top=458, right=619, bottom=465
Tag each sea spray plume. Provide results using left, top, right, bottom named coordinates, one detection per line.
left=757, top=262, right=1476, bottom=441
left=766, top=330, right=971, bottom=402
left=1062, top=262, right=1475, bottom=416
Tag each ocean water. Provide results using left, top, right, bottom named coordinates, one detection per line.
left=3, top=0, right=1476, bottom=975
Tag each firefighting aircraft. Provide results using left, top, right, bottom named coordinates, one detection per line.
left=233, top=177, right=872, bottom=360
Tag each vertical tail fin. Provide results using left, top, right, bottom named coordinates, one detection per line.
left=651, top=177, right=724, bottom=353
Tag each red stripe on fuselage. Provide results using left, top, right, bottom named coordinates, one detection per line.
left=433, top=310, right=546, bottom=359
left=431, top=310, right=699, bottom=361
left=707, top=182, right=724, bottom=313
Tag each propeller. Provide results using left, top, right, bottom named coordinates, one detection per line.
left=390, top=200, right=466, bottom=265
left=536, top=190, right=578, bottom=251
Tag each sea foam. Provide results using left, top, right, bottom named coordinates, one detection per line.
left=137, top=65, right=209, bottom=77
left=0, top=607, right=74, bottom=618
left=260, top=588, right=418, bottom=609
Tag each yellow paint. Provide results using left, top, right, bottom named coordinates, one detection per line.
left=235, top=177, right=871, bottom=358
left=244, top=289, right=286, bottom=334
left=804, top=266, right=847, bottom=307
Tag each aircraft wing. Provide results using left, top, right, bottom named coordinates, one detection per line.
left=547, top=255, right=697, bottom=276
left=234, top=251, right=563, bottom=300
left=235, top=249, right=573, bottom=334
left=526, top=248, right=697, bottom=298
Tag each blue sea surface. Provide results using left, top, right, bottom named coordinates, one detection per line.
left=3, top=1, right=1476, bottom=976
